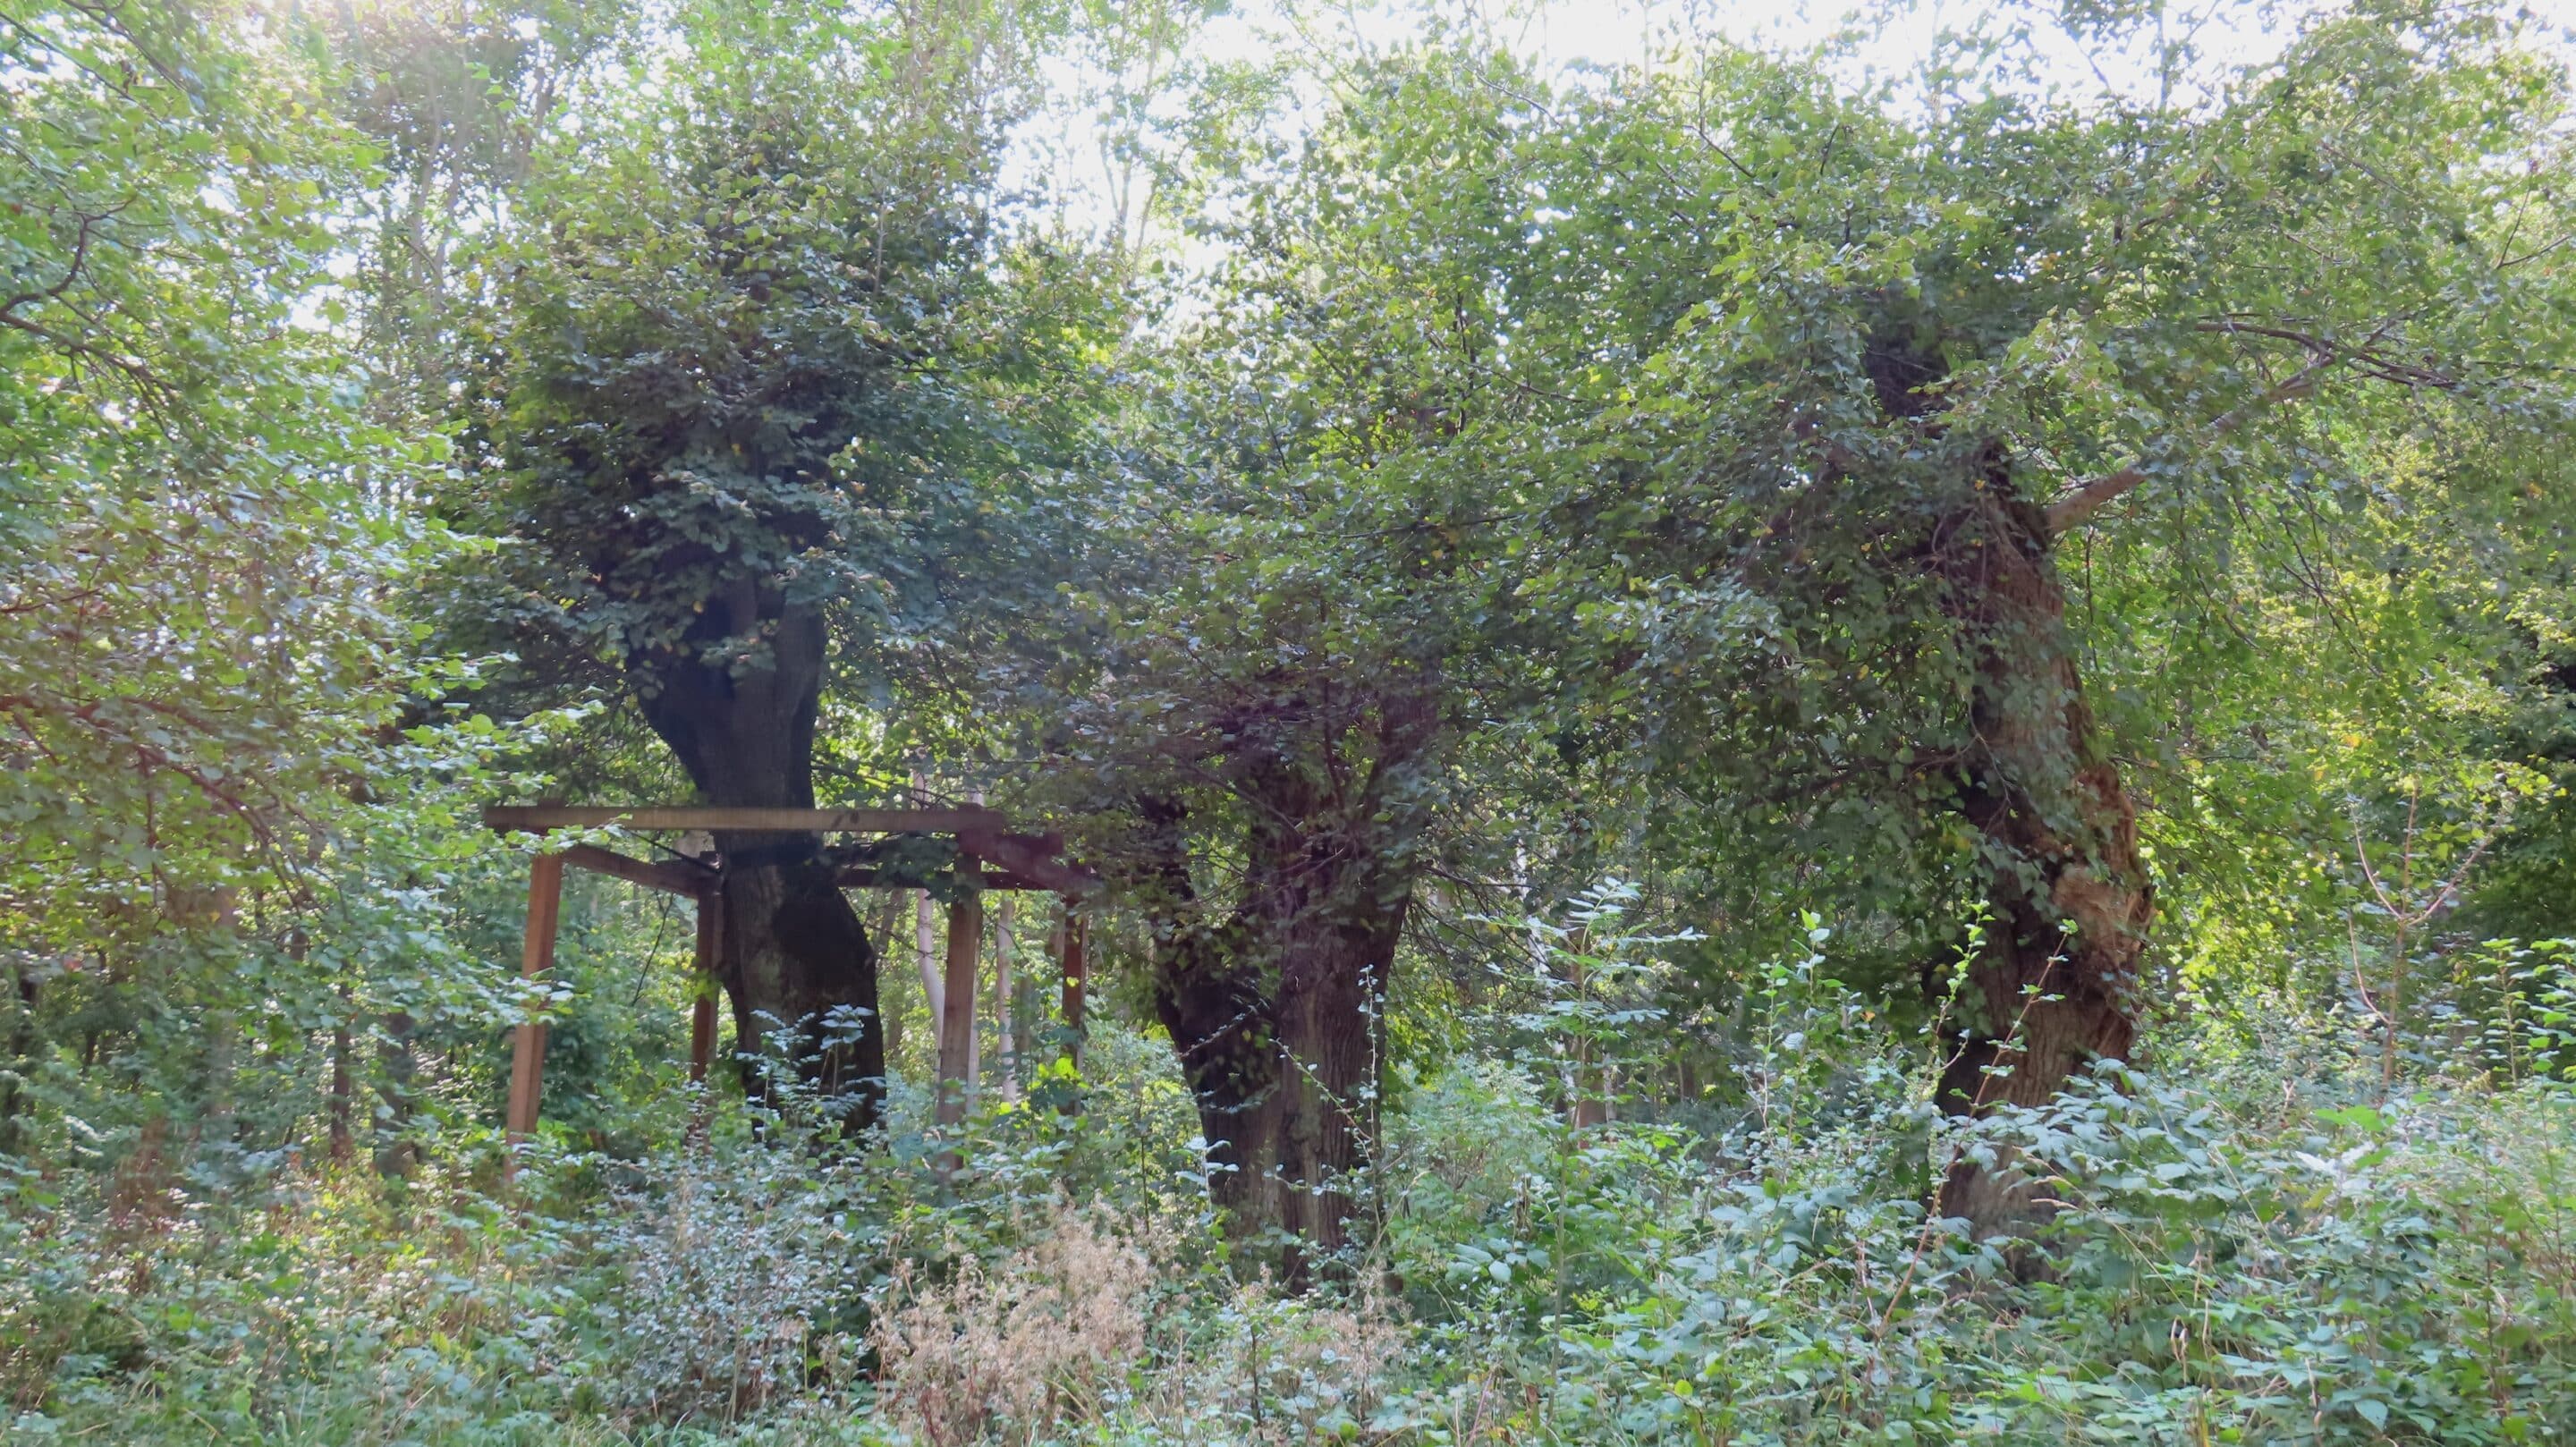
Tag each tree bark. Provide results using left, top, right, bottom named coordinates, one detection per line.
left=0, top=966, right=36, bottom=1158
left=1925, top=452, right=2153, bottom=1231
left=327, top=1012, right=354, bottom=1165
left=1862, top=323, right=2155, bottom=1231
left=638, top=598, right=884, bottom=1130
left=1135, top=685, right=1433, bottom=1289
left=374, top=1010, right=419, bottom=1179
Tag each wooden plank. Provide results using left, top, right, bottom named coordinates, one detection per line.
left=484, top=805, right=1006, bottom=835
left=563, top=843, right=715, bottom=898
left=504, top=852, right=567, bottom=1164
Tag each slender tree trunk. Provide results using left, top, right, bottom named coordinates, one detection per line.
left=0, top=967, right=36, bottom=1157
left=915, top=888, right=940, bottom=1028
left=639, top=600, right=883, bottom=1129
left=327, top=1008, right=354, bottom=1165
left=873, top=890, right=907, bottom=1070
left=374, top=1010, right=419, bottom=1178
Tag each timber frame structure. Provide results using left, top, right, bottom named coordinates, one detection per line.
left=485, top=804, right=1097, bottom=1163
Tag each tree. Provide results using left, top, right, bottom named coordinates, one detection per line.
left=1141, top=4, right=2576, bottom=1232
left=445, top=0, right=1051, bottom=1122
left=0, top=0, right=507, bottom=1168
left=1028, top=41, right=1561, bottom=1277
left=325, top=0, right=630, bottom=436
left=1500, top=7, right=2576, bottom=1224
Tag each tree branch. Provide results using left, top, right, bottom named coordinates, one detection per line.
left=2043, top=355, right=2334, bottom=537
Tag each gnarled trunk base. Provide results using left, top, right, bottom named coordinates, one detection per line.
left=710, top=846, right=883, bottom=1123
left=1929, top=472, right=2152, bottom=1233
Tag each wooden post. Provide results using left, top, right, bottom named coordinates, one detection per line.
left=934, top=865, right=983, bottom=1180
left=690, top=888, right=720, bottom=1086
left=964, top=789, right=987, bottom=1092
left=504, top=851, right=566, bottom=1167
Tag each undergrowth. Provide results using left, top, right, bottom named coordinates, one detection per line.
left=5, top=972, right=2574, bottom=1445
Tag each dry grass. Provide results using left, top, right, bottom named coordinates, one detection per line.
left=870, top=1207, right=1159, bottom=1446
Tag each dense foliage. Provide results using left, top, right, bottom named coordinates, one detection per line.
left=4, top=0, right=2574, bottom=1442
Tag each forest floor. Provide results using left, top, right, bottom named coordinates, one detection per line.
left=5, top=1003, right=2573, bottom=1446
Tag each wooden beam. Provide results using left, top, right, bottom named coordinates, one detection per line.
left=484, top=805, right=1007, bottom=835
left=562, top=843, right=715, bottom=898
left=504, top=852, right=566, bottom=1165
left=957, top=828, right=1103, bottom=898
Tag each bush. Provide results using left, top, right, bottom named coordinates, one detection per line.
left=7, top=931, right=2575, bottom=1445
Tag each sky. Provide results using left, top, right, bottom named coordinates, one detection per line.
left=1004, top=0, right=2576, bottom=252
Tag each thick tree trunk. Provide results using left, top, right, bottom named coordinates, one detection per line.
left=1137, top=687, right=1432, bottom=1290
left=639, top=599, right=884, bottom=1130
left=1146, top=818, right=1407, bottom=1287
left=1861, top=323, right=2154, bottom=1232
left=1928, top=463, right=2154, bottom=1231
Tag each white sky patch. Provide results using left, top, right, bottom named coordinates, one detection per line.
left=1002, top=0, right=2576, bottom=258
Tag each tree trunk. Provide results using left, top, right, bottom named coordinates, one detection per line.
left=639, top=599, right=884, bottom=1130
left=1146, top=826, right=1406, bottom=1285
left=374, top=1010, right=419, bottom=1178
left=0, top=966, right=36, bottom=1158
left=872, top=890, right=907, bottom=1070
left=1860, top=322, right=2155, bottom=1232
left=1136, top=686, right=1432, bottom=1289
left=327, top=1011, right=354, bottom=1165
left=1928, top=455, right=2154, bottom=1231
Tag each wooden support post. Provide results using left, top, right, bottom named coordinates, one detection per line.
left=968, top=783, right=984, bottom=1086
left=504, top=851, right=566, bottom=1169
left=690, top=889, right=720, bottom=1086
left=934, top=865, right=983, bottom=1179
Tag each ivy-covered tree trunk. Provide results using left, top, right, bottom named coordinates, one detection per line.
left=1134, top=690, right=1432, bottom=1288
left=638, top=596, right=885, bottom=1128
left=1928, top=470, right=2154, bottom=1227
left=1867, top=332, right=2154, bottom=1231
